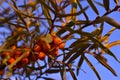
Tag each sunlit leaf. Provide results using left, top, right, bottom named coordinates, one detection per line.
left=87, top=0, right=99, bottom=15
left=100, top=27, right=116, bottom=42
left=114, top=0, right=119, bottom=5
left=105, top=40, right=120, bottom=49
left=71, top=0, right=77, bottom=22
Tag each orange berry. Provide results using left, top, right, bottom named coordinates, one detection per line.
left=22, top=58, right=29, bottom=64
left=8, top=58, right=15, bottom=64
left=24, top=51, right=30, bottom=58
left=59, top=43, right=65, bottom=49
left=10, top=45, right=16, bottom=50
left=14, top=54, right=20, bottom=59
left=53, top=37, right=62, bottom=45
left=14, top=50, right=22, bottom=55
left=33, top=44, right=41, bottom=52
left=37, top=52, right=46, bottom=60
left=1, top=51, right=10, bottom=58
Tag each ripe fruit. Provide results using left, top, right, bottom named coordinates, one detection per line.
left=24, top=51, right=30, bottom=58
left=1, top=52, right=10, bottom=58
left=53, top=37, right=62, bottom=45
left=59, top=43, right=65, bottom=49
left=14, top=50, right=22, bottom=55
left=22, top=58, right=29, bottom=64
left=7, top=58, right=15, bottom=64
left=33, top=44, right=41, bottom=52
left=10, top=45, right=16, bottom=50
left=37, top=52, right=46, bottom=60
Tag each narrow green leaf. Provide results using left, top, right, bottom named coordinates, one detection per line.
left=56, top=21, right=75, bottom=36
left=87, top=0, right=99, bottom=15
left=63, top=43, right=82, bottom=62
left=60, top=25, right=120, bottom=63
left=75, top=31, right=120, bottom=63
left=95, top=55, right=117, bottom=76
left=103, top=0, right=110, bottom=11
left=76, top=56, right=84, bottom=75
left=67, top=43, right=90, bottom=63
left=84, top=56, right=101, bottom=80
left=58, top=6, right=89, bottom=17
left=95, top=16, right=120, bottom=29
left=69, top=39, right=89, bottom=48
left=105, top=17, right=120, bottom=29
left=67, top=64, right=77, bottom=80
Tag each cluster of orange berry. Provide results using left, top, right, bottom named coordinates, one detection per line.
left=1, top=45, right=30, bottom=69
left=33, top=35, right=65, bottom=60
left=0, top=34, right=65, bottom=71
